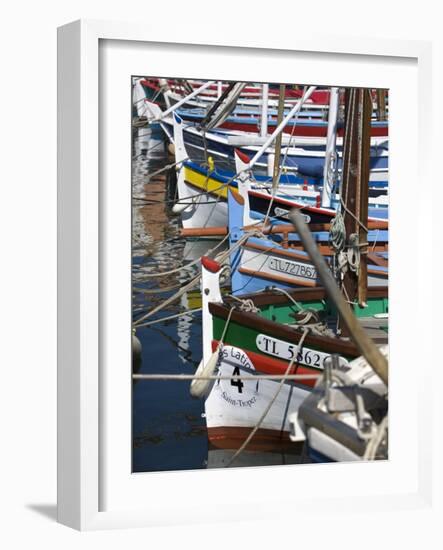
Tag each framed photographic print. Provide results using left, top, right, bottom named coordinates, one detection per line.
left=132, top=78, right=390, bottom=472
left=58, top=19, right=434, bottom=531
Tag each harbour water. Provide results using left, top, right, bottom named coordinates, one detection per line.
left=132, top=126, right=303, bottom=472
left=132, top=125, right=208, bottom=472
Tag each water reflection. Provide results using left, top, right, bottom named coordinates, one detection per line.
left=132, top=125, right=210, bottom=472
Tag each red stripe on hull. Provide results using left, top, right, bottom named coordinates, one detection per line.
left=218, top=120, right=387, bottom=138
left=211, top=340, right=319, bottom=388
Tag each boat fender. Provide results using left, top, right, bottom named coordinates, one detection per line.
left=132, top=333, right=142, bottom=370
left=190, top=345, right=222, bottom=399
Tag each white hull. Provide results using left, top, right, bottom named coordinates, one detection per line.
left=176, top=177, right=387, bottom=231
left=178, top=183, right=228, bottom=229
left=204, top=345, right=309, bottom=445
left=306, top=426, right=361, bottom=462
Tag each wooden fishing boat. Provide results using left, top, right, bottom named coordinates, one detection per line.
left=198, top=256, right=388, bottom=452
left=195, top=86, right=389, bottom=460
left=138, top=78, right=335, bottom=109
left=172, top=115, right=388, bottom=231
left=226, top=189, right=388, bottom=295
left=175, top=157, right=388, bottom=232
left=139, top=79, right=389, bottom=136
left=165, top=113, right=389, bottom=179
left=175, top=106, right=389, bottom=139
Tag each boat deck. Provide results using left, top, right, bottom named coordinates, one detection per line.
left=310, top=314, right=388, bottom=347
left=359, top=316, right=388, bottom=346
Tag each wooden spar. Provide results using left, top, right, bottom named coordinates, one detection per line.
left=155, top=80, right=215, bottom=120
left=199, top=82, right=237, bottom=127
left=246, top=86, right=317, bottom=169
left=321, top=87, right=339, bottom=208
left=340, top=88, right=372, bottom=312
left=289, top=209, right=388, bottom=386
left=358, top=90, right=372, bottom=307
left=376, top=89, right=387, bottom=121
left=271, top=85, right=286, bottom=193
left=180, top=219, right=388, bottom=238
left=260, top=83, right=269, bottom=138
left=181, top=226, right=228, bottom=237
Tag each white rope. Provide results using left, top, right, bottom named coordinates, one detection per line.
left=329, top=211, right=346, bottom=252
left=266, top=286, right=305, bottom=312
left=138, top=231, right=230, bottom=279
left=347, top=233, right=361, bottom=275
left=146, top=157, right=189, bottom=181
left=132, top=229, right=258, bottom=326
left=363, top=414, right=388, bottom=460
left=133, top=274, right=201, bottom=326
left=135, top=308, right=202, bottom=329
left=133, top=373, right=321, bottom=381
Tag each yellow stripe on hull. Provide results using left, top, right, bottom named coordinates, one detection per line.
left=183, top=165, right=235, bottom=199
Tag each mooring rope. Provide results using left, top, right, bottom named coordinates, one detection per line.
left=146, top=157, right=189, bottom=181
left=132, top=230, right=257, bottom=326
left=133, top=274, right=202, bottom=326
left=135, top=307, right=203, bottom=329
left=133, top=373, right=321, bottom=381
left=137, top=231, right=231, bottom=279
left=132, top=284, right=185, bottom=295
left=363, top=414, right=388, bottom=460
left=266, top=286, right=305, bottom=313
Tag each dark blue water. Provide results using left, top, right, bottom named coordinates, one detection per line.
left=132, top=125, right=210, bottom=472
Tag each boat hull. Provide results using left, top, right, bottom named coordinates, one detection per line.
left=179, top=162, right=389, bottom=230
left=204, top=345, right=310, bottom=450
left=165, top=120, right=389, bottom=179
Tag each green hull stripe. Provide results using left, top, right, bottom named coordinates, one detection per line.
left=212, top=296, right=388, bottom=358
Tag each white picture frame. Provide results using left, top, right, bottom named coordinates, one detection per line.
left=57, top=19, right=435, bottom=531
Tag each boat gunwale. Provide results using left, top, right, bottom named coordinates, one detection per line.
left=209, top=286, right=388, bottom=358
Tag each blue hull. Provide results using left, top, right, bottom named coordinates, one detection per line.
left=165, top=121, right=388, bottom=180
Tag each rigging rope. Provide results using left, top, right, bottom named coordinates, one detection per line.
left=137, top=231, right=231, bottom=279
left=132, top=229, right=261, bottom=326
left=135, top=307, right=203, bottom=329
left=363, top=414, right=388, bottom=460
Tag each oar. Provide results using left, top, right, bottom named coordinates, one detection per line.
left=289, top=209, right=388, bottom=386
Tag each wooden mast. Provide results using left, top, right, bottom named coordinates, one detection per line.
left=376, top=89, right=387, bottom=121
left=339, top=87, right=372, bottom=334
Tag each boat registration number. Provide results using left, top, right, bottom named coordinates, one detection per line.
left=256, top=334, right=349, bottom=370
left=268, top=257, right=317, bottom=280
